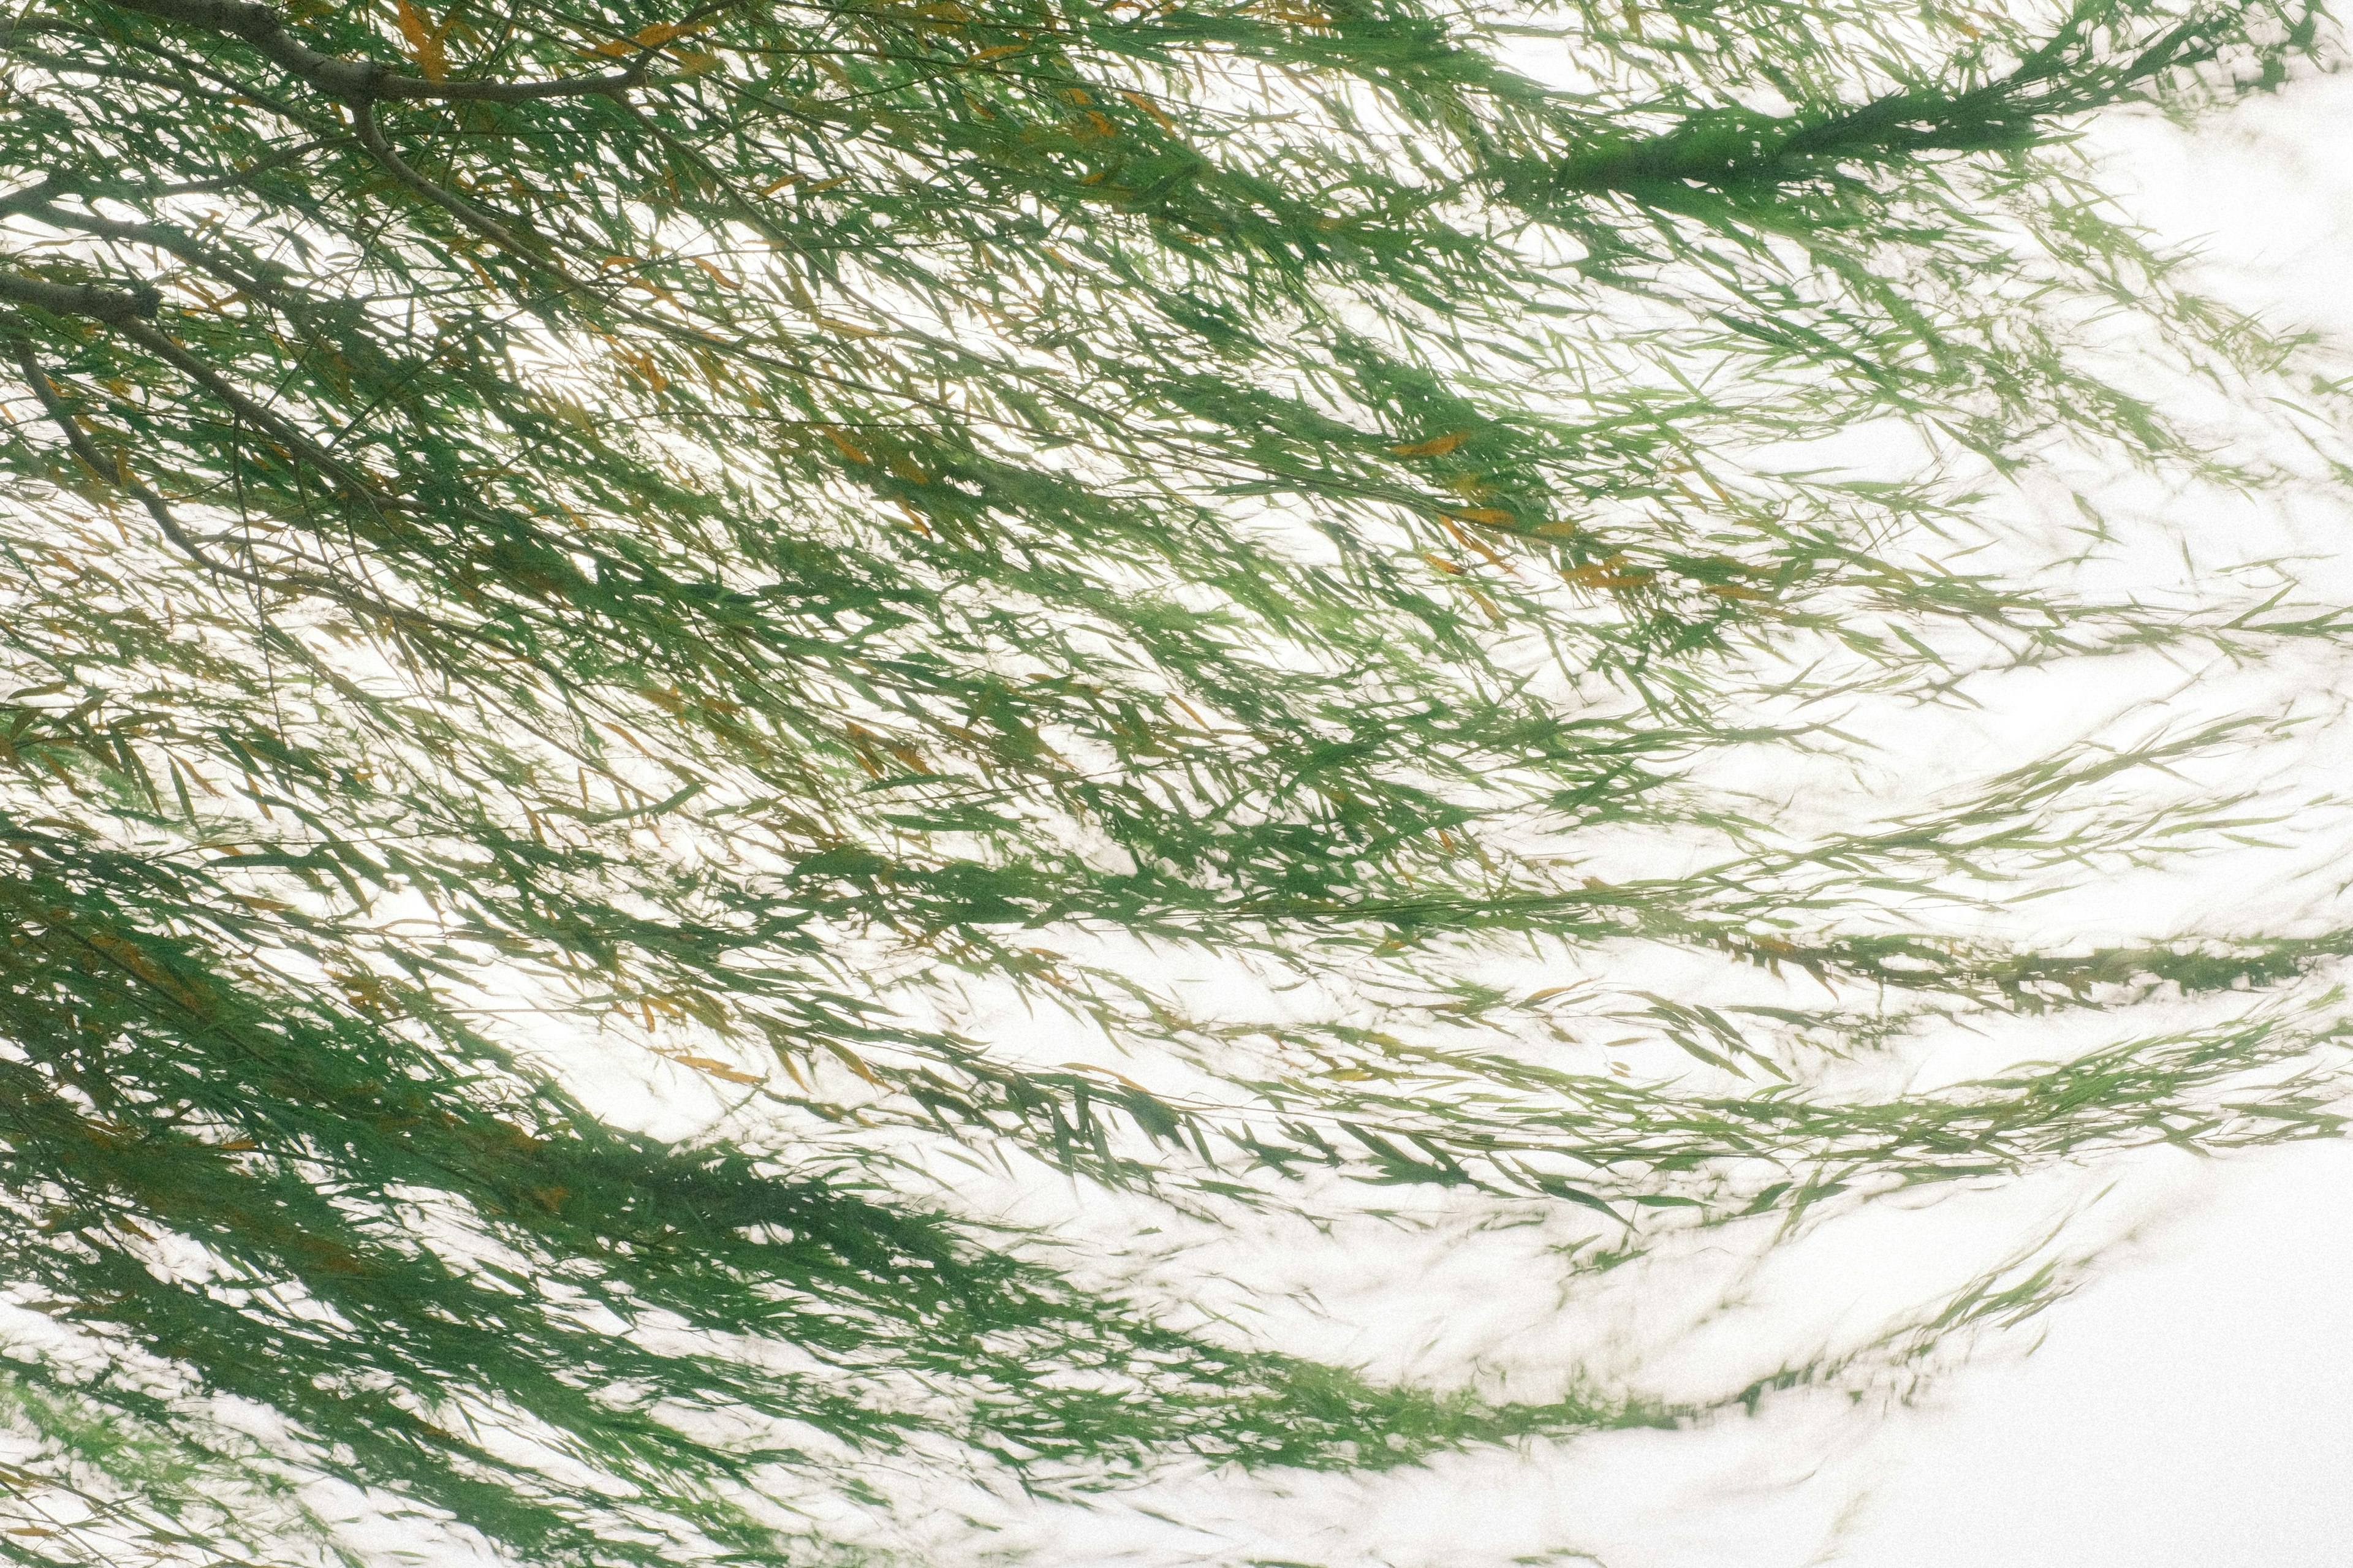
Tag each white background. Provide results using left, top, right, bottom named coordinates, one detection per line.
left=926, top=67, right=2353, bottom=1568
left=314, top=62, right=2353, bottom=1568
left=1809, top=77, right=2353, bottom=1568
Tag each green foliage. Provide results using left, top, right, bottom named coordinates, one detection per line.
left=0, top=0, right=2347, bottom=1559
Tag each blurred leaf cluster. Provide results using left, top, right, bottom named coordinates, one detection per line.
left=0, top=0, right=2349, bottom=1559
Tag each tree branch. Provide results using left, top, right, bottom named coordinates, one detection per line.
left=349, top=98, right=540, bottom=254
left=118, top=319, right=392, bottom=510
left=18, top=202, right=286, bottom=305
left=99, top=0, right=651, bottom=102
left=0, top=272, right=161, bottom=322
left=8, top=339, right=267, bottom=580
left=150, top=137, right=343, bottom=195
left=6, top=342, right=504, bottom=650
left=6, top=18, right=341, bottom=132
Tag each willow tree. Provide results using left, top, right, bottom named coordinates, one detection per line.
left=0, top=0, right=2346, bottom=1561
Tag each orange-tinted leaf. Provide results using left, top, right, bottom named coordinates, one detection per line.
left=1391, top=430, right=1471, bottom=458
left=1565, top=561, right=1653, bottom=591
left=669, top=1054, right=762, bottom=1085
left=394, top=0, right=449, bottom=80
left=1120, top=89, right=1178, bottom=132
left=824, top=1042, right=884, bottom=1084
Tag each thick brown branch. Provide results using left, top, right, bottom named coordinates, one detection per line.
left=99, top=0, right=650, bottom=102
left=0, top=176, right=66, bottom=220
left=0, top=271, right=162, bottom=322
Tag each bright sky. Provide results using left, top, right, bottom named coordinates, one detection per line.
left=1802, top=77, right=2353, bottom=1568
left=282, top=55, right=2353, bottom=1568
left=2, top=20, right=2341, bottom=1568
left=876, top=65, right=2353, bottom=1568
left=1795, top=73, right=2353, bottom=1568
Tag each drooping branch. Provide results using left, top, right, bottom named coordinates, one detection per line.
left=0, top=271, right=161, bottom=322
left=8, top=339, right=269, bottom=578
left=348, top=98, right=544, bottom=254
left=98, top=0, right=653, bottom=102
left=17, top=200, right=291, bottom=307
left=6, top=341, right=517, bottom=650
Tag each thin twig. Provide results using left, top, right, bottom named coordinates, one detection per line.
left=102, top=0, right=653, bottom=102
left=6, top=341, right=497, bottom=648
left=350, top=98, right=540, bottom=256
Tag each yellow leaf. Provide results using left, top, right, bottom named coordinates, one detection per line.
left=1119, top=89, right=1178, bottom=132
left=821, top=428, right=873, bottom=463
left=585, top=21, right=701, bottom=58
left=1445, top=506, right=1514, bottom=526
left=612, top=348, right=666, bottom=393
left=1391, top=430, right=1471, bottom=458
left=825, top=1042, right=884, bottom=1085
left=669, top=1053, right=762, bottom=1085
left=968, top=43, right=1027, bottom=61
left=394, top=0, right=449, bottom=80
left=1564, top=560, right=1652, bottom=591
left=1705, top=582, right=1769, bottom=601
left=689, top=256, right=740, bottom=289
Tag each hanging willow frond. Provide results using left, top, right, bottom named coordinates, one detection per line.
left=0, top=0, right=2346, bottom=1560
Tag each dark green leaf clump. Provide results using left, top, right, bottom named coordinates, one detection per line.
left=0, top=0, right=2347, bottom=1559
